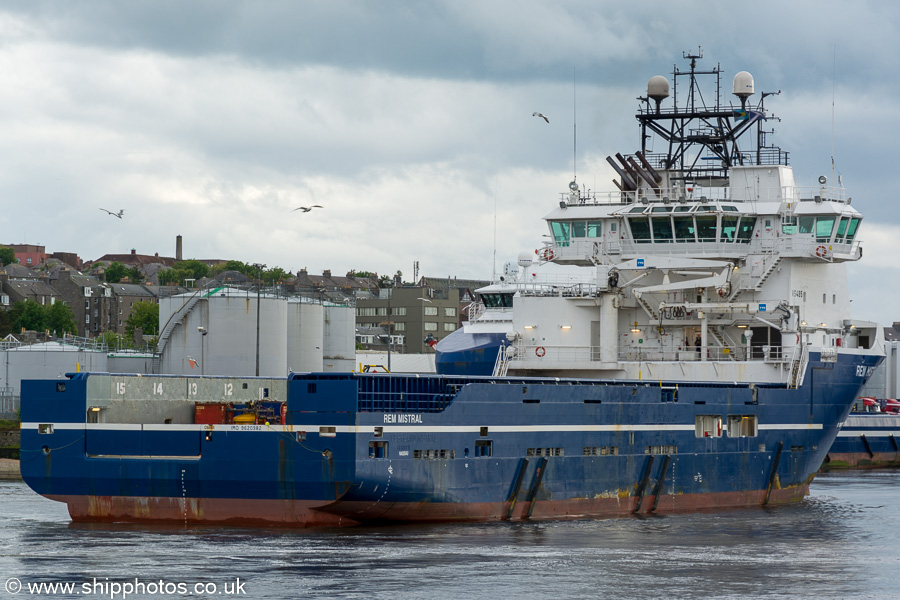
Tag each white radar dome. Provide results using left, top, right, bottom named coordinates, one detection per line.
left=517, top=251, right=534, bottom=268
left=733, top=71, right=754, bottom=99
left=647, top=76, right=670, bottom=101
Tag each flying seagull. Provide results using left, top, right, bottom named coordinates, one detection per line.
left=100, top=208, right=124, bottom=218
left=292, top=205, right=323, bottom=213
left=532, top=112, right=549, bottom=123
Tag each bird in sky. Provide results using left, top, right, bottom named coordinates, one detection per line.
left=292, top=205, right=323, bottom=213
left=532, top=112, right=549, bottom=123
left=100, top=208, right=124, bottom=218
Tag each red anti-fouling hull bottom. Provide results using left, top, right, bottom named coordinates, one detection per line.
left=50, top=485, right=810, bottom=528
left=823, top=452, right=900, bottom=469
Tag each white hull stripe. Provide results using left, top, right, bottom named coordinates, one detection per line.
left=22, top=422, right=823, bottom=434
left=836, top=430, right=900, bottom=437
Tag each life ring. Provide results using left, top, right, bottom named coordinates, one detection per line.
left=815, top=245, right=827, bottom=258
left=535, top=346, right=546, bottom=358
left=542, top=248, right=555, bottom=261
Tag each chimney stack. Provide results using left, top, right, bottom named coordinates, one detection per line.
left=176, top=235, right=183, bottom=262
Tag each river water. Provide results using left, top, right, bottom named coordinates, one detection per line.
left=1, top=470, right=897, bottom=599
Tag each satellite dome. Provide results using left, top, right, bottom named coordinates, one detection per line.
left=647, top=76, right=670, bottom=101
left=733, top=71, right=754, bottom=99
left=517, top=251, right=534, bottom=268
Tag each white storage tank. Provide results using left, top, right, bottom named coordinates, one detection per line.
left=322, top=303, right=356, bottom=372
left=286, top=299, right=324, bottom=373
left=159, top=290, right=288, bottom=376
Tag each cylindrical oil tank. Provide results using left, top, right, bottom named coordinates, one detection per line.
left=286, top=299, right=324, bottom=373
left=160, top=291, right=288, bottom=377
left=322, top=304, right=356, bottom=372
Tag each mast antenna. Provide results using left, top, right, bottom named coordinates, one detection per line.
left=573, top=67, right=577, bottom=183
left=831, top=43, right=837, bottom=184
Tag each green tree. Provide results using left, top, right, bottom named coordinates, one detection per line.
left=99, top=330, right=129, bottom=350
left=221, top=260, right=252, bottom=275
left=104, top=261, right=145, bottom=283
left=177, top=260, right=209, bottom=280
left=0, top=309, right=15, bottom=337
left=46, top=301, right=77, bottom=335
left=266, top=266, right=289, bottom=284
left=105, top=261, right=128, bottom=283
left=125, top=301, right=159, bottom=340
left=0, top=247, right=15, bottom=266
left=14, top=300, right=46, bottom=331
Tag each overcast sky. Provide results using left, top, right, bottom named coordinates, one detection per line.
left=2, top=1, right=898, bottom=325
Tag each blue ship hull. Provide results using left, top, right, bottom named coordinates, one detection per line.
left=824, top=414, right=900, bottom=468
left=18, top=351, right=882, bottom=526
left=434, top=329, right=506, bottom=376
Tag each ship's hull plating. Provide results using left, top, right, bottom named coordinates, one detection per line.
left=823, top=414, right=900, bottom=469
left=20, top=352, right=880, bottom=527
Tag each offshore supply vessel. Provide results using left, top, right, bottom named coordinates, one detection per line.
left=20, top=51, right=883, bottom=526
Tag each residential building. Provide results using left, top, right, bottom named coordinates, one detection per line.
left=0, top=265, right=58, bottom=307
left=355, top=286, right=461, bottom=353
left=7, top=244, right=48, bottom=268
left=50, top=268, right=114, bottom=337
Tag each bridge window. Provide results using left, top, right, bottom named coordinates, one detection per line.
left=736, top=217, right=756, bottom=243
left=629, top=217, right=651, bottom=243
left=798, top=216, right=815, bottom=235
left=815, top=217, right=835, bottom=242
left=721, top=216, right=739, bottom=242
left=587, top=221, right=602, bottom=237
left=551, top=221, right=571, bottom=246
left=673, top=216, right=695, bottom=242
left=834, top=217, right=849, bottom=243
left=571, top=221, right=586, bottom=238
left=844, top=217, right=860, bottom=243
left=650, top=216, right=673, bottom=242
left=696, top=216, right=717, bottom=242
